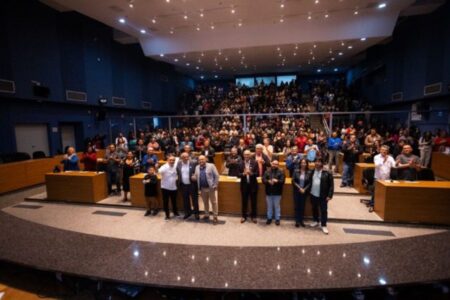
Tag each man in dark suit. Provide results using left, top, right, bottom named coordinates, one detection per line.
left=176, top=152, right=199, bottom=220
left=226, top=147, right=242, bottom=177
left=238, top=150, right=259, bottom=223
left=308, top=158, right=334, bottom=234
left=201, top=139, right=216, bottom=163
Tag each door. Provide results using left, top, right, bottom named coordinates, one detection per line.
left=14, top=124, right=50, bottom=156
left=60, top=124, right=76, bottom=152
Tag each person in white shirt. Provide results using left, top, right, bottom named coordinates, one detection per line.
left=158, top=155, right=179, bottom=220
left=370, top=145, right=395, bottom=210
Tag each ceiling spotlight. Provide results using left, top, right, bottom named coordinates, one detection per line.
left=186, top=63, right=190, bottom=66
left=313, top=44, right=317, bottom=48
left=166, top=0, right=170, bottom=2
left=354, top=10, right=359, bottom=15
left=184, top=14, right=188, bottom=20
left=317, top=69, right=322, bottom=72
left=308, top=15, right=312, bottom=20
left=360, top=37, right=367, bottom=41
left=315, top=0, right=319, bottom=4
left=214, top=75, right=218, bottom=78
left=238, top=49, right=242, bottom=54
left=325, top=13, right=329, bottom=18
left=140, top=29, right=146, bottom=34
left=280, top=17, right=284, bottom=23
left=201, top=53, right=204, bottom=56
left=129, top=3, right=134, bottom=8
left=152, top=18, right=156, bottom=24
left=170, top=30, right=174, bottom=34
left=341, top=41, right=345, bottom=46
left=118, top=18, right=126, bottom=24
left=293, top=52, right=297, bottom=56
left=277, top=47, right=281, bottom=51
left=238, top=21, right=243, bottom=27
left=331, top=57, right=335, bottom=61
left=210, top=25, right=215, bottom=29
left=329, top=49, right=333, bottom=54
left=231, top=8, right=236, bottom=14
left=200, top=11, right=204, bottom=17
left=378, top=3, right=387, bottom=9
left=196, top=66, right=199, bottom=69
left=200, top=75, right=204, bottom=79
left=174, top=58, right=178, bottom=62
left=334, top=68, right=338, bottom=72
left=338, top=52, right=343, bottom=56
left=196, top=26, right=200, bottom=31
left=280, top=3, right=285, bottom=8
left=295, top=45, right=298, bottom=49
left=159, top=53, right=164, bottom=57
left=348, top=45, right=353, bottom=49
left=225, top=57, right=228, bottom=61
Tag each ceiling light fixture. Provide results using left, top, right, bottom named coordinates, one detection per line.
left=315, top=0, right=319, bottom=4
left=338, top=52, right=343, bottom=56
left=354, top=10, right=359, bottom=15
left=140, top=29, right=146, bottom=34
left=360, top=37, right=367, bottom=41
left=174, top=58, right=178, bottom=62
left=378, top=3, right=387, bottom=9
left=184, top=14, right=188, bottom=20
left=280, top=3, right=285, bottom=8
left=160, top=53, right=164, bottom=57
left=118, top=18, right=126, bottom=24
left=325, top=13, right=329, bottom=18
left=308, top=15, right=312, bottom=20
left=210, top=25, right=215, bottom=29
left=348, top=45, right=353, bottom=49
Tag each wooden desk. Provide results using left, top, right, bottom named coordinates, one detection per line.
left=374, top=180, right=450, bottom=225
left=359, top=152, right=372, bottom=163
left=431, top=152, right=450, bottom=180
left=213, top=152, right=225, bottom=173
left=354, top=163, right=375, bottom=194
left=45, top=171, right=108, bottom=203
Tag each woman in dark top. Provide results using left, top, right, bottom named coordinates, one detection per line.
left=122, top=151, right=139, bottom=202
left=292, top=158, right=311, bottom=227
left=143, top=166, right=159, bottom=216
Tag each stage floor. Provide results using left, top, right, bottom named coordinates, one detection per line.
left=0, top=185, right=449, bottom=291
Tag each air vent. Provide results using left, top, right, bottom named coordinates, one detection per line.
left=142, top=101, right=152, bottom=109
left=112, top=96, right=126, bottom=106
left=66, top=90, right=87, bottom=102
left=424, top=82, right=442, bottom=96
left=391, top=92, right=403, bottom=102
left=0, top=79, right=15, bottom=94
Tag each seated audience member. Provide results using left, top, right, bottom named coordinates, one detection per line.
left=395, top=144, right=421, bottom=181
left=81, top=145, right=97, bottom=171
left=226, top=147, right=242, bottom=177
left=143, top=166, right=159, bottom=216
left=61, top=146, right=80, bottom=171
left=262, top=160, right=285, bottom=226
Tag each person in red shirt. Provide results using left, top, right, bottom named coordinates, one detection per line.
left=295, top=131, right=308, bottom=153
left=433, top=131, right=449, bottom=152
left=81, top=145, right=97, bottom=171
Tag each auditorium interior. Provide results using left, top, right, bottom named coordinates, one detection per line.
left=0, top=0, right=450, bottom=299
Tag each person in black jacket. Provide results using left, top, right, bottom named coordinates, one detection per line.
left=226, top=147, right=242, bottom=177
left=238, top=150, right=259, bottom=223
left=201, top=139, right=216, bottom=163
left=292, top=158, right=311, bottom=227
left=176, top=152, right=199, bottom=220
left=341, top=134, right=362, bottom=187
left=262, top=160, right=285, bottom=225
left=309, top=158, right=334, bottom=234
left=143, top=166, right=159, bottom=216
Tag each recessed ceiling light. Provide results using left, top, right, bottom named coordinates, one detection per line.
left=313, top=44, right=317, bottom=48
left=140, top=29, right=146, bottom=34
left=170, top=30, right=174, bottom=34
left=308, top=15, right=312, bottom=20
left=201, top=53, right=204, bottom=57
left=166, top=0, right=170, bottom=2
left=317, top=69, right=322, bottom=72
left=196, top=26, right=200, bottom=31
left=210, top=25, right=215, bottom=29
left=214, top=75, right=218, bottom=78
left=196, top=66, right=199, bottom=69
left=184, top=15, right=188, bottom=20
left=325, top=13, right=329, bottom=18
left=341, top=41, right=345, bottom=46
left=225, top=57, right=228, bottom=61
left=200, top=75, right=204, bottom=79
left=360, top=37, right=367, bottom=41
left=152, top=18, right=156, bottom=24
left=331, top=57, right=335, bottom=61
left=354, top=10, right=359, bottom=15
left=159, top=53, right=164, bottom=57
left=348, top=45, right=353, bottom=49
left=315, top=0, right=319, bottom=4
left=280, top=17, right=284, bottom=23
left=293, top=52, right=297, bottom=56
left=129, top=3, right=134, bottom=8
left=334, top=68, right=338, bottom=72
left=378, top=3, right=387, bottom=9
left=231, top=8, right=236, bottom=14
left=174, top=58, right=178, bottom=62
left=119, top=18, right=126, bottom=24
left=279, top=53, right=282, bottom=57
left=200, top=12, right=204, bottom=17
left=280, top=3, right=285, bottom=8
left=277, top=47, right=281, bottom=51
left=186, top=63, right=190, bottom=66
left=338, top=52, right=343, bottom=56
left=295, top=45, right=298, bottom=49
left=238, top=49, right=242, bottom=54
left=238, top=21, right=243, bottom=27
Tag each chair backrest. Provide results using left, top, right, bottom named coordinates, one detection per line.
left=362, top=168, right=375, bottom=186
left=13, top=152, right=31, bottom=162
left=417, top=168, right=435, bottom=181
left=32, top=151, right=46, bottom=159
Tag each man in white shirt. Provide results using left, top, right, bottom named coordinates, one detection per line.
left=159, top=155, right=179, bottom=220
left=370, top=145, right=395, bottom=210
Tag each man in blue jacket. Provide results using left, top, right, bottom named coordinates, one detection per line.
left=327, top=131, right=342, bottom=173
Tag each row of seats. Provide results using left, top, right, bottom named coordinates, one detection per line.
left=0, top=151, right=46, bottom=164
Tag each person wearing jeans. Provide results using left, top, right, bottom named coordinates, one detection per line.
left=262, top=160, right=285, bottom=226
left=341, top=134, right=362, bottom=187
left=309, top=158, right=334, bottom=234
left=327, top=132, right=342, bottom=173
left=158, top=155, right=179, bottom=220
